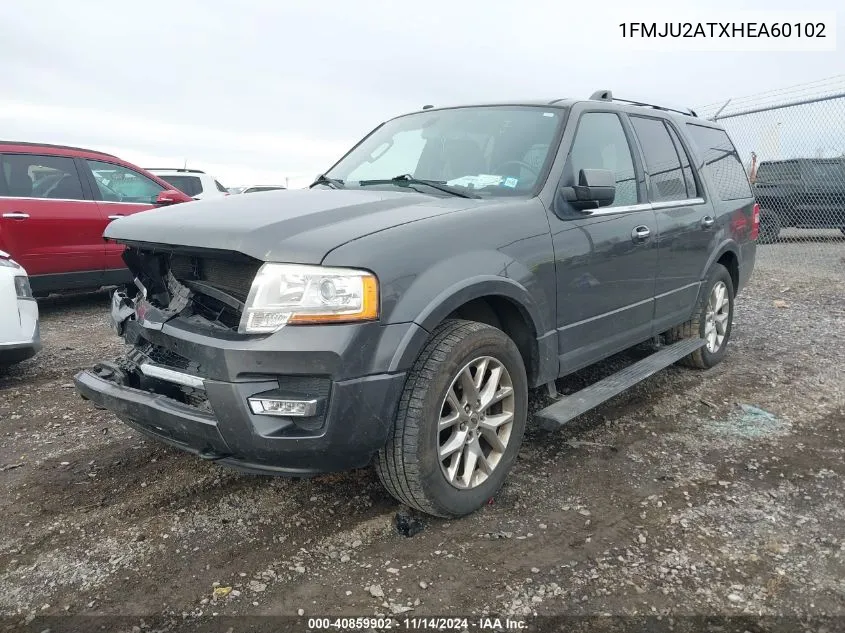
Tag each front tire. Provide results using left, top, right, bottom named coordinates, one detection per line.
left=376, top=320, right=528, bottom=518
left=666, top=263, right=735, bottom=369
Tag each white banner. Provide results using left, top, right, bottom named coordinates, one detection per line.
left=610, top=11, right=837, bottom=51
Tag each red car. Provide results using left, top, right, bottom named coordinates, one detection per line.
left=0, top=141, right=193, bottom=296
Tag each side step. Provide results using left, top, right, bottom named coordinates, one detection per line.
left=535, top=338, right=706, bottom=431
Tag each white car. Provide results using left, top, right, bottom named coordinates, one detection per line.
left=0, top=251, right=40, bottom=366
left=239, top=185, right=287, bottom=194
left=145, top=168, right=229, bottom=200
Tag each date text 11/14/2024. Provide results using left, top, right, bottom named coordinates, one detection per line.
left=307, top=617, right=528, bottom=630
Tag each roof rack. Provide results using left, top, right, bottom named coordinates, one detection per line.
left=588, top=90, right=698, bottom=118
left=0, top=140, right=119, bottom=159
left=145, top=167, right=206, bottom=174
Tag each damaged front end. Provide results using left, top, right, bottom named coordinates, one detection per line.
left=74, top=241, right=406, bottom=476
left=110, top=245, right=250, bottom=337
left=95, top=245, right=264, bottom=414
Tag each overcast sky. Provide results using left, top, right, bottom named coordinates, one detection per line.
left=1, top=0, right=843, bottom=187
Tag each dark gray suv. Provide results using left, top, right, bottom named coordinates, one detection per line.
left=75, top=91, right=759, bottom=518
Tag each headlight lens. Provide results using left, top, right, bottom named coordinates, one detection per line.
left=239, top=263, right=379, bottom=334
left=14, top=275, right=33, bottom=299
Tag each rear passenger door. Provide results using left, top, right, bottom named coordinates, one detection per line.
left=551, top=110, right=659, bottom=374
left=628, top=115, right=712, bottom=332
left=81, top=159, right=166, bottom=271
left=0, top=152, right=105, bottom=277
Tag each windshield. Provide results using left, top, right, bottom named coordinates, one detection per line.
left=325, top=106, right=565, bottom=196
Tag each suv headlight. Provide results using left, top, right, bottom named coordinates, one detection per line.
left=239, top=263, right=379, bottom=334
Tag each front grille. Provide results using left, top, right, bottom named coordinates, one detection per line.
left=276, top=376, right=332, bottom=399
left=189, top=292, right=241, bottom=330
left=145, top=343, right=192, bottom=371
left=169, top=255, right=260, bottom=302
left=124, top=246, right=263, bottom=332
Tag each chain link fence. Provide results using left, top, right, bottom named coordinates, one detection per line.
left=697, top=79, right=845, bottom=280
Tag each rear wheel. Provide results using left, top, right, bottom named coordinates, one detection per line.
left=757, top=208, right=782, bottom=244
left=665, top=263, right=735, bottom=369
left=376, top=320, right=528, bottom=518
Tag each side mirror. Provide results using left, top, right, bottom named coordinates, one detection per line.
left=558, top=169, right=616, bottom=211
left=154, top=189, right=192, bottom=206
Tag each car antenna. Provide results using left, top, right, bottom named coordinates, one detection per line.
left=422, top=104, right=434, bottom=110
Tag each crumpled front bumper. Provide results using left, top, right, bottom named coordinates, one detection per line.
left=76, top=289, right=415, bottom=475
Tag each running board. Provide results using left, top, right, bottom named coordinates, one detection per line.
left=535, top=338, right=706, bottom=431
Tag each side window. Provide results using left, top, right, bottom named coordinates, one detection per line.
left=685, top=124, right=753, bottom=201
left=630, top=116, right=687, bottom=202
left=666, top=125, right=698, bottom=198
left=0, top=153, right=85, bottom=201
left=157, top=175, right=201, bottom=197
left=87, top=160, right=165, bottom=203
left=568, top=112, right=638, bottom=207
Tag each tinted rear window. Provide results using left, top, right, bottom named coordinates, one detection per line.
left=160, top=175, right=202, bottom=196
left=756, top=162, right=801, bottom=182
left=803, top=160, right=845, bottom=184
left=685, top=124, right=752, bottom=201
left=0, top=153, right=85, bottom=200
left=629, top=116, right=688, bottom=202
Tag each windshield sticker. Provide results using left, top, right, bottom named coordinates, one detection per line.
left=446, top=174, right=504, bottom=189
left=503, top=177, right=519, bottom=188
left=543, top=112, right=555, bottom=117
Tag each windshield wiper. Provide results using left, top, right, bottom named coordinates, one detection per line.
left=309, top=174, right=345, bottom=189
left=358, top=174, right=480, bottom=199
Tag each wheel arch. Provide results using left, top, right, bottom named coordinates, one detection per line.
left=387, top=276, right=557, bottom=388
left=699, top=240, right=741, bottom=297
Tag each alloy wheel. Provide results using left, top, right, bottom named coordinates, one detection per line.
left=437, top=356, right=515, bottom=489
left=704, top=281, right=730, bottom=353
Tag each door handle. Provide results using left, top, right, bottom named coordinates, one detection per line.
left=2, top=212, right=30, bottom=219
left=631, top=225, right=651, bottom=242
left=107, top=215, right=125, bottom=220
left=701, top=216, right=715, bottom=228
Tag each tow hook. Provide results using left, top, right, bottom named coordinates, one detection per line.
left=92, top=361, right=130, bottom=386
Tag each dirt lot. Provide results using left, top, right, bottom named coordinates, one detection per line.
left=1, top=251, right=844, bottom=632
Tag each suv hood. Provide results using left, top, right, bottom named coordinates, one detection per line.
left=105, top=188, right=476, bottom=263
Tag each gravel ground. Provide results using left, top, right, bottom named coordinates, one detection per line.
left=1, top=250, right=844, bottom=633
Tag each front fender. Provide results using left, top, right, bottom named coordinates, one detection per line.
left=388, top=249, right=550, bottom=333
left=383, top=250, right=554, bottom=379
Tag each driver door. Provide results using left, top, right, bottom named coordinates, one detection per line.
left=80, top=159, right=166, bottom=272
left=549, top=109, right=659, bottom=374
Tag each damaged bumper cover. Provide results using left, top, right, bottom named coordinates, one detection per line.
left=77, top=286, right=415, bottom=476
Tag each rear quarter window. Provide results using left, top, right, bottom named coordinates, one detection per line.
left=160, top=175, right=202, bottom=197
left=685, top=124, right=753, bottom=201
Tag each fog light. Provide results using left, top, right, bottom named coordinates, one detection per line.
left=248, top=397, right=319, bottom=417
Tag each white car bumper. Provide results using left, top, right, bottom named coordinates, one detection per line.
left=0, top=261, right=41, bottom=365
